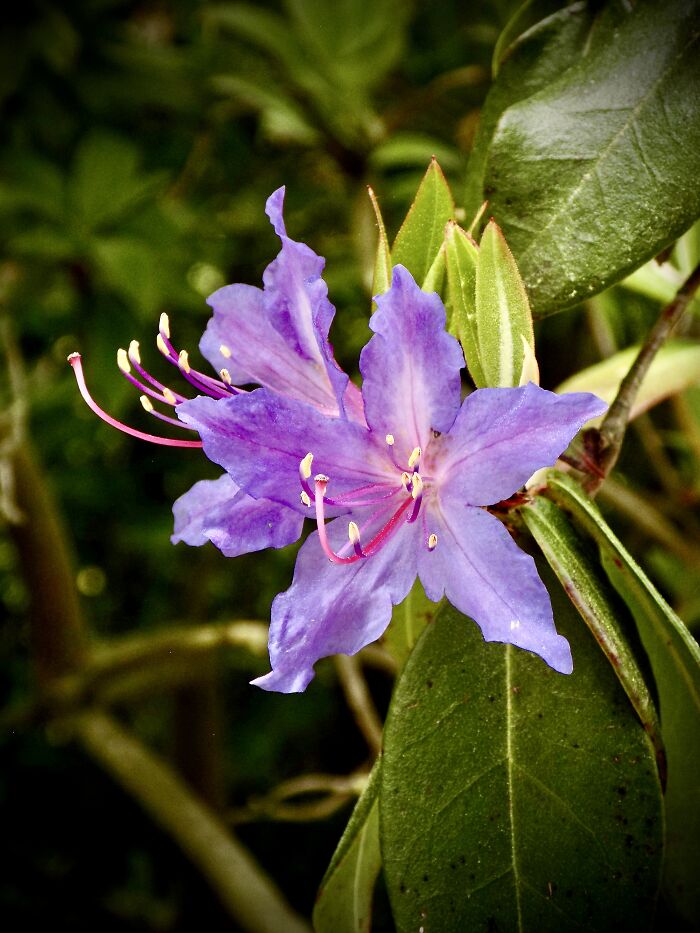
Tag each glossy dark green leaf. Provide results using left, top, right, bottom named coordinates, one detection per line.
left=475, top=219, right=535, bottom=387
left=381, top=563, right=663, bottom=932
left=546, top=469, right=700, bottom=923
left=521, top=495, right=664, bottom=775
left=465, top=3, right=595, bottom=219
left=483, top=0, right=700, bottom=315
left=313, top=760, right=382, bottom=933
left=391, top=159, right=455, bottom=285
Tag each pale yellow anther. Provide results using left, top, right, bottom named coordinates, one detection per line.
left=401, top=472, right=412, bottom=491
left=411, top=473, right=423, bottom=500
left=139, top=395, right=154, bottom=412
left=162, top=388, right=177, bottom=405
left=128, top=340, right=141, bottom=364
left=156, top=333, right=169, bottom=357
left=408, top=446, right=422, bottom=469
left=219, top=344, right=232, bottom=359
left=159, top=312, right=171, bottom=339
left=385, top=434, right=395, bottom=446
left=428, top=533, right=438, bottom=551
left=348, top=521, right=361, bottom=545
left=300, top=490, right=311, bottom=508
left=117, top=348, right=130, bottom=373
left=300, top=452, right=314, bottom=479
left=178, top=350, right=191, bottom=373
left=220, top=368, right=232, bottom=385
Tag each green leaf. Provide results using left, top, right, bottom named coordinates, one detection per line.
left=444, top=221, right=485, bottom=385
left=492, top=0, right=569, bottom=77
left=391, top=159, right=455, bottom=285
left=421, top=241, right=446, bottom=294
left=381, top=570, right=664, bottom=932
left=482, top=0, right=700, bottom=315
left=557, top=339, right=700, bottom=424
left=520, top=495, right=664, bottom=775
left=313, top=760, right=382, bottom=933
left=464, top=3, right=594, bottom=219
left=383, top=579, right=438, bottom=670
left=475, top=219, right=535, bottom=387
left=545, top=469, right=700, bottom=924
left=368, top=187, right=392, bottom=298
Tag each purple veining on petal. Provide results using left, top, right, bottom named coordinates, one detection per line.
left=360, top=265, right=464, bottom=462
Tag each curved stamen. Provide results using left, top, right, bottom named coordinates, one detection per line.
left=157, top=316, right=241, bottom=399
left=298, top=453, right=399, bottom=508
left=314, top=474, right=413, bottom=564
left=408, top=446, right=421, bottom=469
left=348, top=521, right=364, bottom=558
left=118, top=349, right=182, bottom=407
left=68, top=353, right=203, bottom=448
left=127, top=341, right=188, bottom=404
left=407, top=472, right=423, bottom=524
left=139, top=395, right=194, bottom=430
left=427, top=533, right=438, bottom=551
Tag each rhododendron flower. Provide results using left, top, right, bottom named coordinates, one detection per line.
left=70, top=191, right=606, bottom=694
left=177, top=268, right=606, bottom=692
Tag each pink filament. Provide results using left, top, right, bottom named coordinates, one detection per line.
left=68, top=353, right=203, bottom=448
left=314, top=477, right=412, bottom=564
left=157, top=328, right=238, bottom=399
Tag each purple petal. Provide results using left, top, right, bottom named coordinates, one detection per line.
left=177, top=389, right=390, bottom=511
left=438, top=383, right=607, bottom=506
left=419, top=499, right=572, bottom=673
left=200, top=188, right=363, bottom=422
left=360, top=265, right=464, bottom=462
left=264, top=189, right=362, bottom=421
left=252, top=515, right=420, bottom=693
left=171, top=473, right=303, bottom=557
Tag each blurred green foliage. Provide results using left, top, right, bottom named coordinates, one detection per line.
left=1, top=1, right=698, bottom=929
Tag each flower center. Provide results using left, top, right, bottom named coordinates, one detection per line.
left=298, top=443, right=437, bottom=564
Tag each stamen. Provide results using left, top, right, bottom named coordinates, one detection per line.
left=117, top=348, right=131, bottom=373
left=140, top=395, right=154, bottom=412
left=348, top=521, right=364, bottom=558
left=220, top=344, right=232, bottom=358
left=411, top=473, right=423, bottom=500
left=68, top=353, right=203, bottom=448
left=128, top=340, right=141, bottom=365
left=157, top=333, right=169, bottom=357
left=401, top=472, right=412, bottom=492
left=408, top=446, right=421, bottom=469
left=385, top=434, right=395, bottom=446
left=313, top=474, right=412, bottom=564
left=428, top=533, right=438, bottom=551
left=162, top=388, right=177, bottom=405
left=300, top=490, right=311, bottom=508
left=178, top=349, right=191, bottom=373
left=159, top=312, right=171, bottom=339
left=220, top=369, right=232, bottom=385
left=300, top=453, right=314, bottom=478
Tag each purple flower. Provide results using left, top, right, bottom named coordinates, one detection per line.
left=177, top=266, right=607, bottom=693
left=70, top=190, right=605, bottom=694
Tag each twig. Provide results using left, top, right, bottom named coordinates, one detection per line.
left=586, top=262, right=700, bottom=494
left=74, top=710, right=311, bottom=933
left=229, top=771, right=368, bottom=825
left=334, top=655, right=383, bottom=757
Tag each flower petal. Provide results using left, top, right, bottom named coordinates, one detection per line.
left=437, top=383, right=607, bottom=505
left=171, top=473, right=303, bottom=557
left=177, top=389, right=390, bottom=511
left=200, top=188, right=363, bottom=421
left=360, top=265, right=464, bottom=461
left=252, top=515, right=420, bottom=693
left=419, top=499, right=572, bottom=674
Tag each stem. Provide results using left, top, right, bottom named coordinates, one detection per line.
left=334, top=655, right=383, bottom=757
left=587, top=262, right=700, bottom=494
left=74, top=710, right=311, bottom=933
